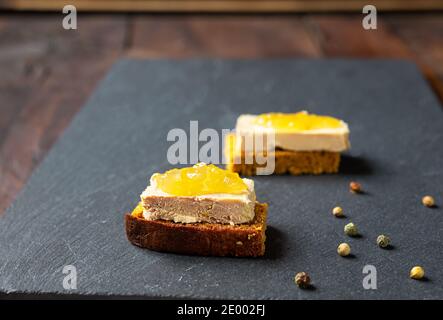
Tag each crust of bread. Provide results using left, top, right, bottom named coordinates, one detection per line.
left=125, top=202, right=267, bottom=257
left=224, top=133, right=340, bottom=176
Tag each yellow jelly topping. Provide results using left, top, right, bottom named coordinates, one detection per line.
left=131, top=203, right=144, bottom=217
left=153, top=163, right=248, bottom=196
left=254, top=111, right=343, bottom=131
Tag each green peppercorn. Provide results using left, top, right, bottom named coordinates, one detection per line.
left=376, top=234, right=390, bottom=248
left=344, top=222, right=358, bottom=237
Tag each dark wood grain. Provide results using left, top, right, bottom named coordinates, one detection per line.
left=129, top=15, right=321, bottom=58
left=0, top=14, right=127, bottom=214
left=3, top=0, right=443, bottom=12
left=307, top=14, right=443, bottom=101
left=307, top=15, right=412, bottom=58
left=386, top=14, right=443, bottom=102
left=1, top=13, right=443, bottom=215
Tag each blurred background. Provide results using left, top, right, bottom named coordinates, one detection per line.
left=1, top=0, right=443, bottom=215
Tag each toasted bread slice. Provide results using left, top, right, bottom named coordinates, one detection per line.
left=225, top=133, right=340, bottom=176
left=125, top=202, right=267, bottom=257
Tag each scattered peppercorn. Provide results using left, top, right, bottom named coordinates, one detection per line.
left=332, top=206, right=344, bottom=217
left=422, top=195, right=435, bottom=208
left=376, top=235, right=391, bottom=248
left=410, top=266, right=425, bottom=280
left=337, top=243, right=351, bottom=257
left=344, top=222, right=359, bottom=237
left=294, top=272, right=311, bottom=288
left=349, top=181, right=362, bottom=193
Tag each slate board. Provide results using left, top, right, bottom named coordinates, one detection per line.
left=1, top=59, right=442, bottom=300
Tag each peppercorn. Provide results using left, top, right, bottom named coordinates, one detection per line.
left=344, top=222, right=358, bottom=237
left=294, top=272, right=311, bottom=288
left=422, top=195, right=435, bottom=208
left=376, top=234, right=390, bottom=248
left=332, top=206, right=344, bottom=217
left=410, top=266, right=425, bottom=280
left=337, top=243, right=351, bottom=257
left=349, top=181, right=362, bottom=193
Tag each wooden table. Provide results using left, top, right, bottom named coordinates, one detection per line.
left=1, top=13, right=443, bottom=215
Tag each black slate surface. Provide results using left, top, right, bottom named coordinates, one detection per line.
left=1, top=59, right=442, bottom=299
